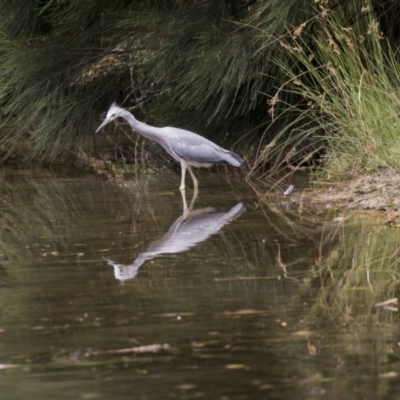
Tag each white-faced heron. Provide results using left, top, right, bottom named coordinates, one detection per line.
left=95, top=103, right=244, bottom=190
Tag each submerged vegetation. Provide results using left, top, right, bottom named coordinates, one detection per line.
left=0, top=0, right=399, bottom=180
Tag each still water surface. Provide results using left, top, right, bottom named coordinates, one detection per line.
left=0, top=168, right=400, bottom=399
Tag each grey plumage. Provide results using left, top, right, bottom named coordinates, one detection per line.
left=95, top=103, right=243, bottom=190
left=167, top=128, right=243, bottom=166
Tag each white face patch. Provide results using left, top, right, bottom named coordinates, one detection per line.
left=106, top=106, right=121, bottom=121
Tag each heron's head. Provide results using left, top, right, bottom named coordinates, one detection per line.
left=95, top=102, right=124, bottom=133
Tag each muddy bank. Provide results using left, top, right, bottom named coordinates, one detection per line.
left=291, top=168, right=400, bottom=213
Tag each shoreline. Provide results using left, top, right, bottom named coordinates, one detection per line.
left=289, top=168, right=400, bottom=213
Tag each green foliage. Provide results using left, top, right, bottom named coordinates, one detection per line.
left=249, top=0, right=400, bottom=179
left=0, top=0, right=319, bottom=163
left=1, top=0, right=400, bottom=173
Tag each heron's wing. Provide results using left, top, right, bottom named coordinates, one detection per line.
left=173, top=142, right=229, bottom=164
left=162, top=127, right=242, bottom=165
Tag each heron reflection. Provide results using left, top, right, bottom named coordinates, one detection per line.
left=104, top=190, right=245, bottom=281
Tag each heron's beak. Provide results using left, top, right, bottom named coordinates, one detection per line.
left=95, top=118, right=111, bottom=134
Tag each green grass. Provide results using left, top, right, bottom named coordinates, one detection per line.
left=251, top=1, right=400, bottom=180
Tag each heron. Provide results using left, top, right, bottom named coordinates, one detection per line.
left=95, top=103, right=244, bottom=190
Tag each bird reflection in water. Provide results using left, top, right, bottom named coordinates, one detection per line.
left=104, top=189, right=245, bottom=282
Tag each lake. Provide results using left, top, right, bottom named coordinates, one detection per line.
left=0, top=167, right=399, bottom=399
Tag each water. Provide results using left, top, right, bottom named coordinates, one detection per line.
left=0, top=168, right=400, bottom=399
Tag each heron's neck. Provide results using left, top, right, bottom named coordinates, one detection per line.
left=121, top=109, right=163, bottom=142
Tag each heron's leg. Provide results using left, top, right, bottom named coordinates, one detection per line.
left=180, top=160, right=187, bottom=191
left=187, top=165, right=199, bottom=190
left=180, top=189, right=189, bottom=218
left=189, top=187, right=199, bottom=211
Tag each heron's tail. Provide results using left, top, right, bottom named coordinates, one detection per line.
left=226, top=151, right=244, bottom=167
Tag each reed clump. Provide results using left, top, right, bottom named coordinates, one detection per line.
left=251, top=0, right=400, bottom=180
